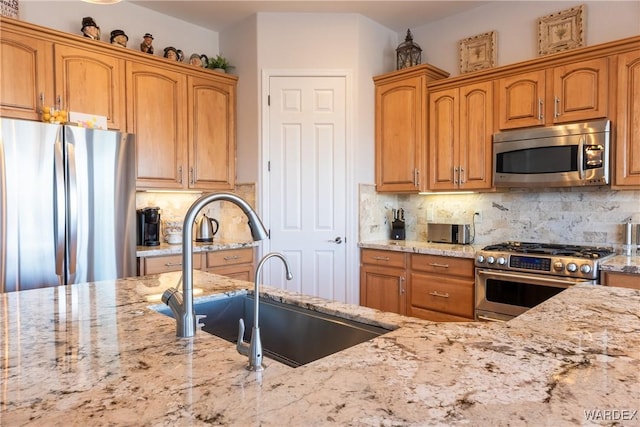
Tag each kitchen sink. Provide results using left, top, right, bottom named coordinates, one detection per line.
left=153, top=294, right=391, bottom=368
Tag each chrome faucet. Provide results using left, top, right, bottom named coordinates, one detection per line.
left=162, top=192, right=269, bottom=338
left=237, top=252, right=293, bottom=371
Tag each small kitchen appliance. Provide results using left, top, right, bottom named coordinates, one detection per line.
left=428, top=223, right=471, bottom=244
left=195, top=214, right=219, bottom=242
left=391, top=209, right=405, bottom=240
left=137, top=207, right=161, bottom=246
left=474, top=241, right=615, bottom=322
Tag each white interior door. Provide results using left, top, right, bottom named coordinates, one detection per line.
left=263, top=74, right=347, bottom=301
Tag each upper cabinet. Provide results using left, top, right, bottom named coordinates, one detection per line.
left=614, top=50, right=640, bottom=188
left=0, top=28, right=53, bottom=120
left=497, top=58, right=609, bottom=130
left=0, top=17, right=237, bottom=192
left=373, top=64, right=449, bottom=193
left=428, top=81, right=493, bottom=191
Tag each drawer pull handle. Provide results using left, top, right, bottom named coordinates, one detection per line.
left=164, top=262, right=182, bottom=267
left=429, top=291, right=449, bottom=298
left=428, top=263, right=449, bottom=268
left=372, top=256, right=390, bottom=261
left=224, top=255, right=240, bottom=261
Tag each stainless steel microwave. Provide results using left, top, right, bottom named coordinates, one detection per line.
left=493, top=119, right=610, bottom=188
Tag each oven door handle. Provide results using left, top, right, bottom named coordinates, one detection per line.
left=478, top=269, right=587, bottom=287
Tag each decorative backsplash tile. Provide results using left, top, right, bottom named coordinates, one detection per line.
left=359, top=184, right=640, bottom=252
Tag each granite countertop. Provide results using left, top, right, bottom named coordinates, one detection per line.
left=2, top=271, right=639, bottom=425
left=136, top=240, right=258, bottom=257
left=600, top=254, right=640, bottom=274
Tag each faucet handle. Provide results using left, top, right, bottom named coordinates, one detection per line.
left=236, top=318, right=249, bottom=356
left=195, top=314, right=207, bottom=329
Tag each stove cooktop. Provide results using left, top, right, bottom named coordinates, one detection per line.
left=481, top=241, right=615, bottom=259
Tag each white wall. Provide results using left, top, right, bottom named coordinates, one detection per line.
left=18, top=1, right=219, bottom=60
left=411, top=1, right=640, bottom=77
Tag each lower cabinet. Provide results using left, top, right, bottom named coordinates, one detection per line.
left=138, top=253, right=203, bottom=275
left=359, top=249, right=407, bottom=315
left=601, top=271, right=640, bottom=290
left=360, top=248, right=475, bottom=321
left=408, top=254, right=475, bottom=321
left=203, top=247, right=255, bottom=281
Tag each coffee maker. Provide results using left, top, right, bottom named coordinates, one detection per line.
left=136, top=207, right=161, bottom=246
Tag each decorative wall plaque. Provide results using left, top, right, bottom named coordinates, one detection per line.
left=459, top=31, right=497, bottom=74
left=538, top=5, right=585, bottom=55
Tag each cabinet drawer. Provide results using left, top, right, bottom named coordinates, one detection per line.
left=601, top=271, right=640, bottom=290
left=361, top=249, right=407, bottom=269
left=206, top=248, right=254, bottom=268
left=410, top=253, right=473, bottom=278
left=142, top=254, right=202, bottom=274
left=409, top=273, right=474, bottom=319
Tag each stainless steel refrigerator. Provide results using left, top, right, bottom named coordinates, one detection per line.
left=0, top=118, right=136, bottom=292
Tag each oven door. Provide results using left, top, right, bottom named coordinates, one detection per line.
left=475, top=268, right=595, bottom=322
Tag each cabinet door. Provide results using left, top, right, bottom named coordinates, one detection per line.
left=54, top=44, right=125, bottom=130
left=360, top=265, right=406, bottom=314
left=0, top=30, right=53, bottom=120
left=615, top=50, right=640, bottom=187
left=428, top=87, right=459, bottom=190
left=459, top=81, right=493, bottom=190
left=375, top=75, right=426, bottom=192
left=497, top=70, right=546, bottom=129
left=127, top=61, right=187, bottom=189
left=552, top=58, right=608, bottom=123
left=187, top=75, right=236, bottom=190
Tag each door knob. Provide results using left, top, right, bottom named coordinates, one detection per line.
left=328, top=236, right=343, bottom=244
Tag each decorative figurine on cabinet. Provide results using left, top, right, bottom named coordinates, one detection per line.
left=110, top=29, right=128, bottom=48
left=189, top=53, right=203, bottom=67
left=81, top=17, right=100, bottom=40
left=140, top=33, right=154, bottom=54
left=177, top=49, right=185, bottom=62
left=163, top=46, right=179, bottom=61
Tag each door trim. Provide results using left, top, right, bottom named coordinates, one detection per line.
left=260, top=69, right=357, bottom=303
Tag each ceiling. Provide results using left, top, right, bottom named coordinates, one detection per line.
left=129, top=1, right=491, bottom=33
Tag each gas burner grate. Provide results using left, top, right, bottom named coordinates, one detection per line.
left=482, top=242, right=614, bottom=259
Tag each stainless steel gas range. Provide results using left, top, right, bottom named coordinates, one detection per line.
left=474, top=241, right=615, bottom=322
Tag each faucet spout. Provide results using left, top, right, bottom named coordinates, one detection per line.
left=237, top=252, right=293, bottom=371
left=164, top=192, right=268, bottom=338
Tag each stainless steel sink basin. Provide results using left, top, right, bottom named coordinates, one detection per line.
left=154, top=294, right=391, bottom=367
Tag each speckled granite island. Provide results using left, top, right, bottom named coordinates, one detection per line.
left=1, top=271, right=639, bottom=426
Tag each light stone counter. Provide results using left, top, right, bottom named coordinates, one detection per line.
left=359, top=239, right=482, bottom=259
left=136, top=240, right=258, bottom=257
left=601, top=254, right=640, bottom=274
left=1, top=272, right=639, bottom=426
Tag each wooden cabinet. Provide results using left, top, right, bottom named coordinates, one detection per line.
left=203, top=247, right=255, bottom=281
left=497, top=58, right=609, bottom=129
left=0, top=28, right=52, bottom=120
left=359, top=249, right=407, bottom=314
left=187, top=75, right=236, bottom=190
left=408, top=253, right=474, bottom=321
left=138, top=253, right=203, bottom=275
left=601, top=271, right=640, bottom=290
left=428, top=81, right=493, bottom=191
left=614, top=50, right=640, bottom=188
left=54, top=43, right=126, bottom=130
left=373, top=65, right=449, bottom=193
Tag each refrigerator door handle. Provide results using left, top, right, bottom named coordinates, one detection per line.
left=66, top=141, right=78, bottom=275
left=54, top=140, right=66, bottom=276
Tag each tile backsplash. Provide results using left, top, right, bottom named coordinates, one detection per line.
left=359, top=184, right=640, bottom=252
left=136, top=183, right=256, bottom=243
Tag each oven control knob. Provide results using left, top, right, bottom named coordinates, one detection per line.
left=580, top=264, right=592, bottom=274
left=476, top=255, right=485, bottom=264
left=497, top=257, right=506, bottom=265
left=553, top=261, right=564, bottom=271
left=567, top=263, right=578, bottom=272
left=486, top=256, right=496, bottom=265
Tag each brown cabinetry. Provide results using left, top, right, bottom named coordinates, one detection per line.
left=497, top=58, right=609, bottom=129
left=138, top=253, right=203, bottom=275
left=359, top=249, right=407, bottom=314
left=373, top=65, right=449, bottom=193
left=614, top=50, right=640, bottom=188
left=428, top=81, right=493, bottom=191
left=408, top=254, right=474, bottom=321
left=601, top=271, right=640, bottom=290
left=203, top=247, right=255, bottom=281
